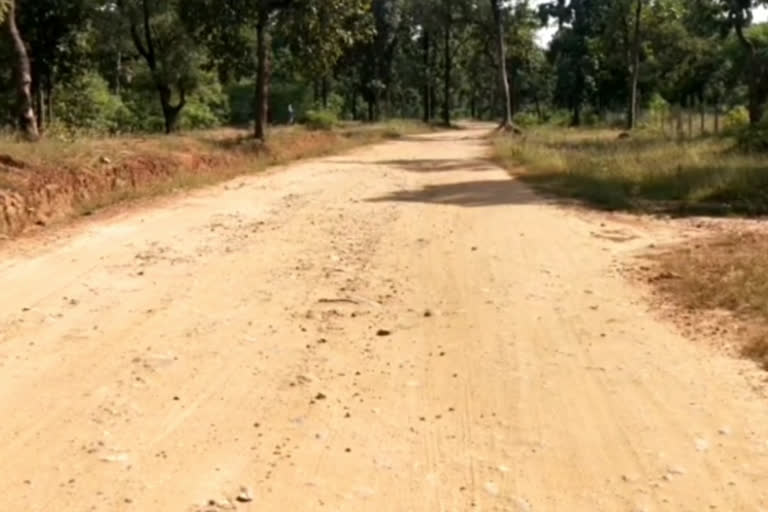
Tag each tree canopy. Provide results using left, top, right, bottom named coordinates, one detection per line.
left=2, top=0, right=768, bottom=139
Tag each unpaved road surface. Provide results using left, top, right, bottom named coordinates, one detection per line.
left=2, top=128, right=768, bottom=512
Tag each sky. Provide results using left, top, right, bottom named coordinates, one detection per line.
left=534, top=4, right=768, bottom=47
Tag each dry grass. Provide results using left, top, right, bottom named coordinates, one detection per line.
left=492, top=127, right=768, bottom=215
left=651, top=231, right=768, bottom=369
left=491, top=126, right=768, bottom=368
left=0, top=120, right=431, bottom=236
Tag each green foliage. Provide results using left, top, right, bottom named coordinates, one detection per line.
left=0, top=0, right=764, bottom=141
left=725, top=106, right=750, bottom=133
left=494, top=126, right=768, bottom=214
left=53, top=72, right=129, bottom=133
left=0, top=0, right=10, bottom=23
left=304, top=109, right=339, bottom=130
left=513, top=112, right=542, bottom=127
left=734, top=113, right=768, bottom=151
left=649, top=93, right=670, bottom=127
left=179, top=72, right=229, bottom=130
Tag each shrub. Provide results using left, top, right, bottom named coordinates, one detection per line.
left=513, top=112, right=541, bottom=127
left=54, top=72, right=128, bottom=133
left=648, top=93, right=670, bottom=128
left=181, top=72, right=229, bottom=130
left=724, top=106, right=749, bottom=134
left=304, top=109, right=338, bottom=130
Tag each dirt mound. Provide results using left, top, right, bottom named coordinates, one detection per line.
left=0, top=150, right=229, bottom=237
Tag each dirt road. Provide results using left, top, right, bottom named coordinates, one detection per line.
left=1, top=127, right=768, bottom=511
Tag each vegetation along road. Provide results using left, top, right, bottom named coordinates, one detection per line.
left=0, top=127, right=766, bottom=511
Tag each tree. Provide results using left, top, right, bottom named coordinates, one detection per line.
left=720, top=0, right=768, bottom=125
left=540, top=0, right=603, bottom=126
left=17, top=0, right=92, bottom=129
left=490, top=0, right=514, bottom=128
left=255, top=0, right=370, bottom=138
left=628, top=0, right=644, bottom=129
left=186, top=0, right=370, bottom=139
left=4, top=0, right=39, bottom=139
left=117, top=0, right=201, bottom=133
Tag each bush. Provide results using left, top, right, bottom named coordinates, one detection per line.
left=304, top=109, right=338, bottom=130
left=724, top=106, right=749, bottom=134
left=178, top=74, right=229, bottom=130
left=54, top=72, right=129, bottom=133
left=648, top=93, right=670, bottom=128
left=181, top=72, right=229, bottom=130
left=513, top=111, right=542, bottom=127
left=736, top=122, right=768, bottom=152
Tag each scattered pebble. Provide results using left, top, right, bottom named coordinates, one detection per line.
left=315, top=393, right=327, bottom=400
left=513, top=497, right=532, bottom=511
left=376, top=329, right=392, bottom=337
left=483, top=481, right=499, bottom=496
left=667, top=465, right=686, bottom=476
left=236, top=486, right=253, bottom=503
left=100, top=453, right=129, bottom=463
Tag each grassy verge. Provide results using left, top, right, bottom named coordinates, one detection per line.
left=650, top=232, right=768, bottom=369
left=0, top=120, right=430, bottom=237
left=491, top=126, right=768, bottom=368
left=492, top=127, right=768, bottom=215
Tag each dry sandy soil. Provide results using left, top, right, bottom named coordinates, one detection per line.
left=1, top=127, right=768, bottom=511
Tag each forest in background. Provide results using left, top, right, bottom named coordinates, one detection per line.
left=1, top=0, right=768, bottom=142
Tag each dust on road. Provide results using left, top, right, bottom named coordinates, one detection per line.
left=1, top=127, right=767, bottom=511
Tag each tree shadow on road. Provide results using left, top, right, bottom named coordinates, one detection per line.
left=385, top=158, right=497, bottom=173
left=393, top=133, right=489, bottom=143
left=367, top=179, right=546, bottom=208
left=324, top=158, right=498, bottom=173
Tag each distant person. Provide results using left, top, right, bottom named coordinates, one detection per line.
left=288, top=104, right=295, bottom=125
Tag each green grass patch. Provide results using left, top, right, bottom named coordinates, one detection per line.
left=492, top=127, right=768, bottom=215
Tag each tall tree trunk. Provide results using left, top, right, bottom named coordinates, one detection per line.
left=442, top=19, right=451, bottom=127
left=430, top=86, right=437, bottom=122
left=254, top=9, right=270, bottom=141
left=6, top=0, right=39, bottom=140
left=422, top=30, right=431, bottom=123
left=510, top=72, right=518, bottom=116
left=351, top=90, right=358, bottom=121
left=159, top=84, right=185, bottom=134
left=36, top=82, right=45, bottom=132
left=627, top=0, right=642, bottom=130
left=714, top=101, right=720, bottom=135
left=687, top=96, right=693, bottom=138
left=699, top=90, right=705, bottom=135
left=116, top=50, right=123, bottom=97
left=321, top=76, right=328, bottom=109
left=45, top=77, right=54, bottom=126
left=735, top=22, right=763, bottom=125
left=33, top=67, right=44, bottom=132
left=572, top=103, right=581, bottom=127
left=367, top=99, right=374, bottom=122
left=490, top=0, right=513, bottom=128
